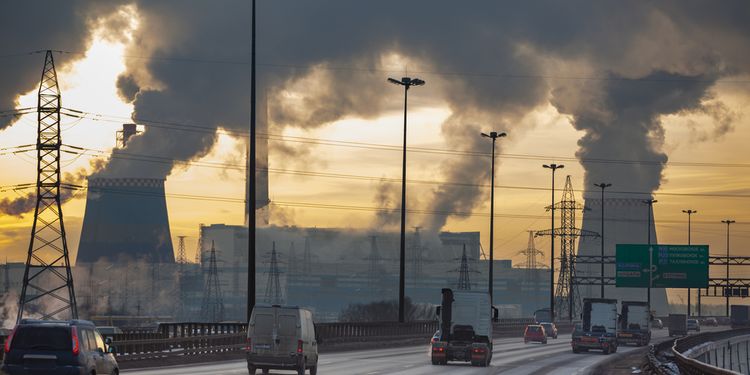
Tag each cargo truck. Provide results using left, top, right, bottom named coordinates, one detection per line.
left=667, top=313, right=687, bottom=337
left=731, top=305, right=750, bottom=328
left=617, top=301, right=651, bottom=346
left=431, top=288, right=498, bottom=367
left=571, top=298, right=618, bottom=354
left=533, top=308, right=552, bottom=324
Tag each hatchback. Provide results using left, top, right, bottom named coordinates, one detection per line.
left=2, top=319, right=118, bottom=375
left=524, top=325, right=547, bottom=344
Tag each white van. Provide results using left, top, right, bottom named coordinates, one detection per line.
left=246, top=304, right=319, bottom=375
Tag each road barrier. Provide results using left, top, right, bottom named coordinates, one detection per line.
left=645, top=328, right=750, bottom=375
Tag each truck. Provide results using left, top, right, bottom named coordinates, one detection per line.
left=431, top=288, right=498, bottom=367
left=617, top=301, right=651, bottom=346
left=533, top=308, right=553, bottom=324
left=731, top=305, right=750, bottom=328
left=571, top=298, right=618, bottom=354
left=667, top=313, right=687, bottom=337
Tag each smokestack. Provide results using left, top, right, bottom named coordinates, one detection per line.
left=77, top=178, right=175, bottom=264
left=576, top=196, right=669, bottom=314
left=116, top=123, right=139, bottom=148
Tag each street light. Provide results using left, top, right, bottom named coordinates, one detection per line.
left=388, top=76, right=425, bottom=323
left=594, top=183, right=611, bottom=299
left=722, top=219, right=736, bottom=316
left=481, top=131, right=507, bottom=304
left=543, top=163, right=563, bottom=322
left=682, top=209, right=697, bottom=317
left=643, top=199, right=657, bottom=314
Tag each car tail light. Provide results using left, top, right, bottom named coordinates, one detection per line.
left=472, top=348, right=485, bottom=354
left=71, top=326, right=80, bottom=356
left=432, top=346, right=444, bottom=352
left=4, top=326, right=16, bottom=353
left=245, top=337, right=252, bottom=351
left=297, top=339, right=303, bottom=354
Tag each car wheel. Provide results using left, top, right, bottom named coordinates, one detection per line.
left=110, top=370, right=119, bottom=375
left=262, top=369, right=270, bottom=375
left=298, top=361, right=306, bottom=375
left=309, top=365, right=317, bottom=375
left=247, top=365, right=256, bottom=375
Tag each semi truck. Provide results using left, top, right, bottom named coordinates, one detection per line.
left=571, top=298, right=618, bottom=354
left=667, top=314, right=687, bottom=337
left=431, top=288, right=498, bottom=367
left=617, top=301, right=651, bottom=346
left=731, top=305, right=750, bottom=328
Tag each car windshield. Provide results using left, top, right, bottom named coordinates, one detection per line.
left=541, top=324, right=552, bottom=329
left=527, top=326, right=541, bottom=332
left=11, top=326, right=71, bottom=351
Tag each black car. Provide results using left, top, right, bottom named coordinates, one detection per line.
left=2, top=319, right=119, bottom=375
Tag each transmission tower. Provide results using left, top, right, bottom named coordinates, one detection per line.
left=535, top=176, right=598, bottom=321
left=195, top=224, right=205, bottom=265
left=263, top=242, right=284, bottom=304
left=517, top=231, right=546, bottom=271
left=452, top=244, right=478, bottom=290
left=176, top=236, right=187, bottom=264
left=287, top=241, right=296, bottom=276
left=409, top=227, right=423, bottom=287
left=17, top=50, right=78, bottom=322
left=200, top=241, right=224, bottom=322
left=303, top=236, right=312, bottom=275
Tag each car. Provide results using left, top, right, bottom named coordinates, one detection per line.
left=247, top=304, right=319, bottom=375
left=1, top=319, right=119, bottom=375
left=702, top=317, right=718, bottom=327
left=687, top=319, right=701, bottom=332
left=524, top=324, right=547, bottom=344
left=652, top=319, right=664, bottom=329
left=540, top=322, right=558, bottom=339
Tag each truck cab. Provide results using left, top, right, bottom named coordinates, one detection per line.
left=431, top=288, right=498, bottom=367
left=617, top=301, right=651, bottom=346
left=572, top=298, right=618, bottom=354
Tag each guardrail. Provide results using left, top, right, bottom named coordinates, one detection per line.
left=645, top=328, right=750, bottom=375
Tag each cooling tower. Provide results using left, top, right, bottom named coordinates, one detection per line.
left=576, top=197, right=669, bottom=314
left=76, top=178, right=175, bottom=264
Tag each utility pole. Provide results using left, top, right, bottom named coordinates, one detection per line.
left=682, top=209, right=696, bottom=317
left=643, top=199, right=657, bottom=315
left=17, top=50, right=78, bottom=322
left=388, top=76, right=425, bottom=323
left=594, top=183, right=611, bottom=299
left=248, top=0, right=257, bottom=322
left=481, top=131, right=506, bottom=304
left=542, top=164, right=563, bottom=322
left=722, top=219, right=735, bottom=316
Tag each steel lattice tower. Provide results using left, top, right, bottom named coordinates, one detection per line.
left=17, top=51, right=78, bottom=322
left=176, top=236, right=187, bottom=265
left=303, top=236, right=312, bottom=275
left=453, top=244, right=477, bottom=290
left=409, top=227, right=423, bottom=286
left=536, top=176, right=598, bottom=321
left=201, top=241, right=224, bottom=322
left=264, top=242, right=284, bottom=304
left=517, top=231, right=545, bottom=273
left=195, top=225, right=204, bottom=264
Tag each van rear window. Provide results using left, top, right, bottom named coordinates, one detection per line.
left=278, top=315, right=297, bottom=336
left=11, top=326, right=71, bottom=351
left=254, top=314, right=274, bottom=335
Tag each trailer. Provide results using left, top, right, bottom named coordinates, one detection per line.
left=572, top=298, right=618, bottom=354
left=668, top=314, right=687, bottom=337
left=617, top=301, right=651, bottom=346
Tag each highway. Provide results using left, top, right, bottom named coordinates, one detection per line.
left=123, top=327, right=708, bottom=375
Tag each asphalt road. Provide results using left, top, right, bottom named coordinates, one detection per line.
left=123, top=327, right=717, bottom=375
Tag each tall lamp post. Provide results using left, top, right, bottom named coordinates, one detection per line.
left=722, top=219, right=735, bottom=316
left=388, top=76, right=425, bottom=323
left=481, top=131, right=506, bottom=304
left=682, top=209, right=697, bottom=317
left=543, top=163, right=564, bottom=322
left=643, top=199, right=657, bottom=314
left=594, top=183, right=611, bottom=298
left=247, top=0, right=257, bottom=321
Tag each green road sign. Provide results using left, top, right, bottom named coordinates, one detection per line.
left=615, top=244, right=708, bottom=288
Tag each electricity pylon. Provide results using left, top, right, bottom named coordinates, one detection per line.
left=17, top=50, right=78, bottom=322
left=200, top=241, right=224, bottom=322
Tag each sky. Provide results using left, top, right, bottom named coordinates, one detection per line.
left=1, top=1, right=750, bottom=305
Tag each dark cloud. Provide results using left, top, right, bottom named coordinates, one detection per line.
left=2, top=1, right=749, bottom=228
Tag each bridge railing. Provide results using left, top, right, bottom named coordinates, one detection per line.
left=646, top=327, right=750, bottom=375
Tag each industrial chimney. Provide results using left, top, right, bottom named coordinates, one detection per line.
left=76, top=178, right=175, bottom=264
left=576, top=196, right=669, bottom=314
